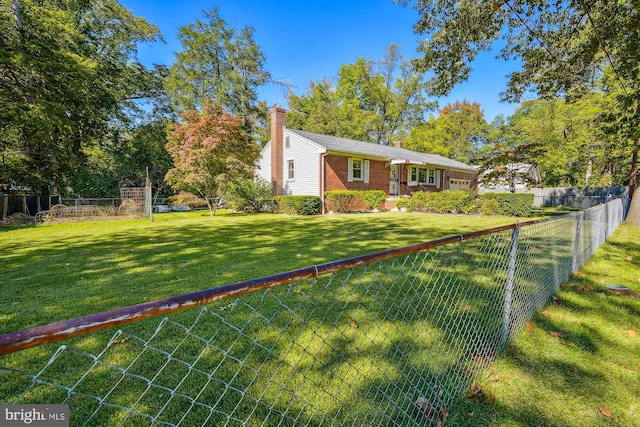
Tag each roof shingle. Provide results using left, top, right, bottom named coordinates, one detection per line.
left=287, top=128, right=476, bottom=172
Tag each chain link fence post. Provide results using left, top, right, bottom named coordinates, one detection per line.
left=571, top=211, right=584, bottom=273
left=501, top=225, right=520, bottom=347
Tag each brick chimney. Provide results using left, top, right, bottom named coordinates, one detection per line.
left=394, top=141, right=404, bottom=149
left=271, top=106, right=286, bottom=196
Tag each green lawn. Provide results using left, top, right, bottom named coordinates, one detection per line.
left=1, top=211, right=638, bottom=426
left=0, top=210, right=522, bottom=334
left=450, top=224, right=640, bottom=426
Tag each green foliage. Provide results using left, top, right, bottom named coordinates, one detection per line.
left=407, top=190, right=477, bottom=214
left=361, top=190, right=387, bottom=210
left=324, top=190, right=362, bottom=213
left=165, top=101, right=260, bottom=216
left=394, top=198, right=410, bottom=209
left=287, top=44, right=433, bottom=144
left=166, top=192, right=207, bottom=208
left=165, top=6, right=268, bottom=141
left=0, top=0, right=163, bottom=193
left=406, top=100, right=488, bottom=164
left=480, top=97, right=626, bottom=188
left=479, top=193, right=534, bottom=217
left=273, top=196, right=321, bottom=215
left=226, top=178, right=273, bottom=213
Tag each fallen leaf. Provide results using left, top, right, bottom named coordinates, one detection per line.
left=577, top=285, right=592, bottom=292
left=526, top=322, right=535, bottom=333
left=624, top=329, right=638, bottom=337
left=620, top=363, right=637, bottom=373
left=599, top=407, right=614, bottom=418
left=626, top=256, right=633, bottom=261
left=501, top=376, right=510, bottom=382
left=550, top=331, right=564, bottom=338
left=486, top=367, right=495, bottom=377
left=486, top=393, right=495, bottom=403
left=436, top=407, right=448, bottom=427
left=462, top=305, right=472, bottom=312
left=295, top=253, right=302, bottom=258
left=488, top=375, right=500, bottom=382
left=542, top=311, right=552, bottom=318
left=560, top=339, right=576, bottom=348
left=351, top=320, right=359, bottom=328
left=467, top=381, right=484, bottom=398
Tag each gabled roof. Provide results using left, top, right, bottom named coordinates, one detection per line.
left=287, top=128, right=476, bottom=172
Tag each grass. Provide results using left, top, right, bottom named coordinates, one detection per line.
left=0, top=210, right=522, bottom=334
left=449, top=224, right=640, bottom=426
left=1, top=211, right=638, bottom=426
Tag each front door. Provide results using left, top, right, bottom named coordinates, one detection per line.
left=389, top=164, right=399, bottom=195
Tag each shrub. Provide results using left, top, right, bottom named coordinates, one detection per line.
left=479, top=193, right=534, bottom=217
left=408, top=190, right=477, bottom=214
left=226, top=178, right=273, bottom=213
left=324, top=190, right=362, bottom=213
left=361, top=190, right=387, bottom=210
left=394, top=198, right=410, bottom=209
left=166, top=192, right=207, bottom=208
left=273, top=196, right=321, bottom=215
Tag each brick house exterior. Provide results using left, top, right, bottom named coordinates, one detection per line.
left=256, top=107, right=478, bottom=210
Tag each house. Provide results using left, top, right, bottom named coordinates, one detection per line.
left=479, top=163, right=542, bottom=192
left=257, top=107, right=478, bottom=209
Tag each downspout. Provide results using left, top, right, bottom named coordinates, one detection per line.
left=321, top=153, right=327, bottom=214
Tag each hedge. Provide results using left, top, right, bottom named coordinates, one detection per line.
left=273, top=196, right=321, bottom=215
left=407, top=190, right=477, bottom=214
left=361, top=190, right=387, bottom=210
left=479, top=193, right=534, bottom=217
left=324, top=190, right=361, bottom=213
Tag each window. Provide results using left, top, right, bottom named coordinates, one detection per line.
left=419, top=168, right=427, bottom=183
left=287, top=159, right=294, bottom=180
left=285, top=136, right=290, bottom=148
left=427, top=169, right=436, bottom=185
left=352, top=159, right=362, bottom=180
left=409, top=167, right=439, bottom=186
left=348, top=158, right=370, bottom=183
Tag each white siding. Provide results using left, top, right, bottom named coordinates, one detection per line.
left=283, top=130, right=323, bottom=196
left=256, top=142, right=271, bottom=183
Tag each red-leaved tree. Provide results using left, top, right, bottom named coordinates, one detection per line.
left=165, top=100, right=260, bottom=215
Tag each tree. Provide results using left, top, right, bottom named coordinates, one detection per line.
left=403, top=0, right=640, bottom=224
left=287, top=44, right=433, bottom=144
left=0, top=0, right=163, bottom=193
left=165, top=100, right=260, bottom=216
left=165, top=6, right=268, bottom=141
left=405, top=100, right=488, bottom=163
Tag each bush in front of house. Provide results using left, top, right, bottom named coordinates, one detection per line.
left=166, top=192, right=207, bottom=209
left=273, top=195, right=321, bottom=215
left=226, top=178, right=274, bottom=213
left=361, top=190, right=387, bottom=210
left=479, top=192, right=534, bottom=216
left=408, top=190, right=477, bottom=214
left=394, top=198, right=410, bottom=209
left=324, top=190, right=362, bottom=213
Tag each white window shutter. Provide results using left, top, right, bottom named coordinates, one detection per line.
left=364, top=160, right=370, bottom=183
left=347, top=158, right=353, bottom=182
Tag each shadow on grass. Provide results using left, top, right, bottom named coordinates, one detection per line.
left=1, top=214, right=592, bottom=426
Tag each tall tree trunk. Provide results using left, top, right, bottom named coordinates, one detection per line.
left=624, top=138, right=640, bottom=226
left=585, top=154, right=592, bottom=188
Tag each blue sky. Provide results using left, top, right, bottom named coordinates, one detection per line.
left=121, top=0, right=521, bottom=122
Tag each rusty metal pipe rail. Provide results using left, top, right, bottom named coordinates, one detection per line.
left=0, top=217, right=560, bottom=356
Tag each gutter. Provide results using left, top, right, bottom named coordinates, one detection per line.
left=321, top=153, right=327, bottom=214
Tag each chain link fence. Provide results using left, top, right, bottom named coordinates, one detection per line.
left=0, top=199, right=628, bottom=426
